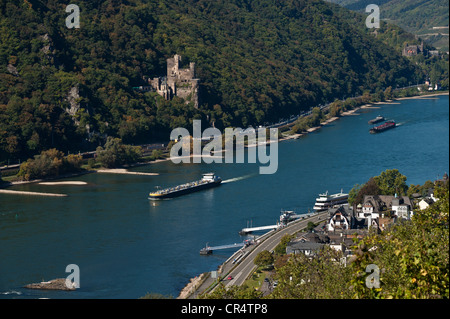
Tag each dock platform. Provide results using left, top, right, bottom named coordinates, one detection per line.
left=200, top=242, right=246, bottom=255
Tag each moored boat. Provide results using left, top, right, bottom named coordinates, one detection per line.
left=313, top=190, right=348, bottom=212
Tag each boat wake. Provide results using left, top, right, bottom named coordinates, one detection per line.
left=1, top=290, right=22, bottom=296
left=222, top=174, right=256, bottom=184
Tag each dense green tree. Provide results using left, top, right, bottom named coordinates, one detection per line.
left=274, top=234, right=295, bottom=256
left=254, top=250, right=274, bottom=268
left=95, top=137, right=141, bottom=168
left=351, top=177, right=382, bottom=205
left=374, top=169, right=408, bottom=196
left=17, top=148, right=82, bottom=181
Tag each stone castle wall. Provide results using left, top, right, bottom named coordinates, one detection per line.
left=150, top=54, right=199, bottom=108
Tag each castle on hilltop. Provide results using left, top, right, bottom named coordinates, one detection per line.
left=148, top=54, right=199, bottom=108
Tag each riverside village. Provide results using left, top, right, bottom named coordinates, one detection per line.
left=284, top=173, right=448, bottom=261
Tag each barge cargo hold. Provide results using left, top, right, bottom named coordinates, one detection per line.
left=370, top=120, right=396, bottom=134
left=148, top=173, right=222, bottom=200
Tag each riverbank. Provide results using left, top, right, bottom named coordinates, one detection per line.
left=0, top=170, right=95, bottom=189
left=1, top=92, right=447, bottom=187
left=112, top=91, right=450, bottom=163
left=0, top=166, right=160, bottom=190
left=277, top=91, right=449, bottom=141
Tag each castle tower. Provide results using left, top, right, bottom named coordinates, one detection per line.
left=189, top=62, right=196, bottom=78
left=167, top=54, right=181, bottom=79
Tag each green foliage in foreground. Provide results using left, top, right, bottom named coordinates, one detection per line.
left=350, top=187, right=449, bottom=299
left=271, top=246, right=354, bottom=298
left=201, top=283, right=263, bottom=299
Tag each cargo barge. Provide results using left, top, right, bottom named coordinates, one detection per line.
left=148, top=173, right=222, bottom=200
left=370, top=120, right=396, bottom=134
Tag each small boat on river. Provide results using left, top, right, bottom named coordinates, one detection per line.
left=368, top=115, right=385, bottom=124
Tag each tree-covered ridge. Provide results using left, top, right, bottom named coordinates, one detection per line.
left=0, top=0, right=428, bottom=163
left=328, top=0, right=448, bottom=33
left=327, top=0, right=449, bottom=51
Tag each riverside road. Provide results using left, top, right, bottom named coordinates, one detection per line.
left=189, top=211, right=329, bottom=298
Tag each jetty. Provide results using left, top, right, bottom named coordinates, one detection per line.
left=200, top=242, right=246, bottom=255
left=238, top=210, right=303, bottom=235
left=239, top=224, right=278, bottom=235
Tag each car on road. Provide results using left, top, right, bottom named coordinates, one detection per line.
left=227, top=275, right=233, bottom=280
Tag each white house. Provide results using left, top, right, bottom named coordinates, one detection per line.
left=360, top=195, right=383, bottom=219
left=391, top=196, right=413, bottom=219
left=418, top=193, right=438, bottom=210
left=327, top=205, right=351, bottom=232
left=360, top=194, right=413, bottom=221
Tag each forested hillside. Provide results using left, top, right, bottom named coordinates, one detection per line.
left=0, top=0, right=428, bottom=162
left=329, top=0, right=448, bottom=32
left=328, top=0, right=449, bottom=51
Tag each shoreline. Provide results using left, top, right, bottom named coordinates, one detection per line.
left=277, top=91, right=449, bottom=141
left=1, top=91, right=447, bottom=189
left=0, top=166, right=161, bottom=190
left=0, top=170, right=95, bottom=189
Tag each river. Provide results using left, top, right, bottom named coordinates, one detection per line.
left=0, top=94, right=448, bottom=298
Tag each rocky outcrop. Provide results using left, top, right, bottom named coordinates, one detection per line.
left=177, top=273, right=207, bottom=299
left=24, top=278, right=76, bottom=291
left=66, top=85, right=81, bottom=125
left=6, top=64, right=18, bottom=76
